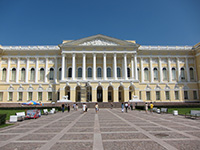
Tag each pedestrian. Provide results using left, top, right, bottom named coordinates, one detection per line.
left=76, top=103, right=78, bottom=111
left=150, top=102, right=154, bottom=113
left=130, top=103, right=133, bottom=110
left=67, top=104, right=70, bottom=112
left=73, top=103, right=76, bottom=110
left=95, top=103, right=99, bottom=113
left=121, top=103, right=124, bottom=113
left=125, top=102, right=128, bottom=113
left=61, top=103, right=65, bottom=113
left=145, top=103, right=148, bottom=113
left=82, top=103, right=86, bottom=113
left=110, top=102, right=113, bottom=109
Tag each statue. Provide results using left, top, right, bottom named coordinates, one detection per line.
left=57, top=95, right=72, bottom=102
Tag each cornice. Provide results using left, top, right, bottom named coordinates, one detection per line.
left=139, top=45, right=193, bottom=51
left=2, top=46, right=60, bottom=51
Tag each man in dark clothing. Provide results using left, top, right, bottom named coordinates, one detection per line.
left=61, top=104, right=65, bottom=113
left=67, top=104, right=70, bottom=112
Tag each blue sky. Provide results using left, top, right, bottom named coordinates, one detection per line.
left=0, top=0, right=199, bottom=46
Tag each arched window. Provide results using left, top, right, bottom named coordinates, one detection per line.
left=78, top=68, right=82, bottom=78
left=181, top=68, right=185, bottom=80
left=172, top=68, right=176, bottom=80
left=49, top=68, right=54, bottom=80
left=162, top=68, right=167, bottom=81
left=30, top=68, right=35, bottom=81
left=12, top=68, right=16, bottom=81
left=127, top=68, right=130, bottom=78
left=97, top=67, right=102, bottom=78
left=59, top=68, right=62, bottom=80
left=40, top=68, right=45, bottom=81
left=107, top=67, right=111, bottom=78
left=68, top=68, right=72, bottom=78
left=87, top=68, right=92, bottom=78
left=153, top=68, right=158, bottom=80
left=144, top=68, right=149, bottom=81
left=21, top=68, right=26, bottom=81
left=190, top=68, right=194, bottom=80
left=2, top=68, right=6, bottom=81
left=117, top=67, right=121, bottom=77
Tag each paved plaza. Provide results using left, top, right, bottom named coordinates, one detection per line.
left=0, top=109, right=200, bottom=150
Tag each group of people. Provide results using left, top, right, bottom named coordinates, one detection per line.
left=145, top=102, right=154, bottom=113
left=121, top=102, right=134, bottom=113
left=61, top=103, right=71, bottom=113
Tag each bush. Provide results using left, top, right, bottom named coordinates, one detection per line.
left=0, top=114, right=7, bottom=125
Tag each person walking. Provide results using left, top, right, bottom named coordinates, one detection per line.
left=61, top=103, right=65, bottom=113
left=125, top=102, right=128, bottom=113
left=95, top=103, right=99, bottom=113
left=150, top=102, right=154, bottom=113
left=110, top=102, right=113, bottom=109
left=67, top=104, right=70, bottom=112
left=145, top=103, right=148, bottom=113
left=121, top=103, right=124, bottom=113
left=130, top=103, right=133, bottom=110
left=82, top=103, right=86, bottom=113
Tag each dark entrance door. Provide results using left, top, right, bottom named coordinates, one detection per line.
left=97, top=87, right=103, bottom=102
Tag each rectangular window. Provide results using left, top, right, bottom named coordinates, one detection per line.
left=156, top=91, right=160, bottom=100
left=184, top=91, right=188, bottom=100
left=0, top=92, right=3, bottom=101
left=146, top=91, right=150, bottom=100
left=9, top=92, right=13, bottom=101
left=18, top=92, right=23, bottom=101
left=165, top=91, right=170, bottom=100
left=57, top=91, right=60, bottom=100
left=193, top=91, right=197, bottom=100
left=139, top=91, right=142, bottom=100
left=28, top=92, right=33, bottom=101
left=175, top=91, right=179, bottom=100
left=48, top=92, right=52, bottom=101
left=38, top=92, right=42, bottom=101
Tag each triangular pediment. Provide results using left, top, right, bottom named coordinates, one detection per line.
left=60, top=34, right=139, bottom=47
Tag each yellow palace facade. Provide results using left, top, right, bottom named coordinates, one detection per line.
left=0, top=34, right=200, bottom=104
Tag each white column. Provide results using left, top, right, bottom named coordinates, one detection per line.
left=35, top=58, right=39, bottom=83
left=134, top=54, right=138, bottom=80
left=25, top=58, right=29, bottom=83
left=82, top=53, right=86, bottom=80
left=131, top=56, right=134, bottom=79
left=159, top=57, right=162, bottom=82
left=186, top=57, right=190, bottom=82
left=45, top=57, right=48, bottom=83
left=124, top=53, right=128, bottom=80
left=113, top=53, right=117, bottom=80
left=150, top=58, right=153, bottom=82
left=168, top=58, right=172, bottom=82
left=61, top=54, right=65, bottom=80
left=72, top=53, right=76, bottom=80
left=177, top=57, right=180, bottom=82
left=54, top=57, right=57, bottom=83
left=140, top=58, right=144, bottom=82
left=16, top=58, right=20, bottom=82
left=103, top=53, right=107, bottom=80
left=6, top=58, right=11, bottom=83
left=93, top=53, right=96, bottom=80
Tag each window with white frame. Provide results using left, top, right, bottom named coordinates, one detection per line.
left=68, top=68, right=72, bottom=77
left=97, top=67, right=102, bottom=78
left=11, top=68, right=16, bottom=81
left=175, top=91, right=179, bottom=100
left=87, top=67, right=92, bottom=78
left=18, top=92, right=23, bottom=101
left=30, top=68, right=35, bottom=81
left=181, top=68, right=185, bottom=81
left=78, top=68, right=82, bottom=78
left=57, top=91, right=60, bottom=100
left=48, top=92, right=52, bottom=101
left=38, top=92, right=42, bottom=101
left=117, top=67, right=121, bottom=77
left=144, top=68, right=149, bottom=81
left=40, top=68, right=45, bottom=81
left=127, top=68, right=130, bottom=78
left=172, top=68, right=176, bottom=80
left=190, top=68, right=194, bottom=80
left=156, top=91, right=160, bottom=100
left=193, top=91, right=197, bottom=100
left=8, top=92, right=13, bottom=101
left=59, top=68, right=62, bottom=80
left=153, top=68, right=158, bottom=80
left=21, top=68, right=26, bottom=81
left=146, top=91, right=151, bottom=100
left=49, top=68, right=54, bottom=80
left=2, top=68, right=6, bottom=81
left=184, top=90, right=188, bottom=99
left=107, top=67, right=111, bottom=78
left=165, top=91, right=170, bottom=100
left=28, top=92, right=33, bottom=101
left=162, top=68, right=167, bottom=81
left=0, top=92, right=3, bottom=101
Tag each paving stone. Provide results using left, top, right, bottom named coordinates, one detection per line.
left=165, top=140, right=200, bottom=150
left=0, top=129, right=29, bottom=133
left=102, top=133, right=149, bottom=140
left=0, top=142, right=45, bottom=150
left=60, top=134, right=93, bottom=140
left=169, top=126, right=200, bottom=131
left=0, top=134, right=18, bottom=141
left=68, top=128, right=94, bottom=132
left=150, top=132, right=189, bottom=139
left=18, top=134, right=56, bottom=141
left=185, top=131, right=200, bottom=138
left=141, top=127, right=170, bottom=131
left=35, top=128, right=63, bottom=133
left=50, top=142, right=93, bottom=150
left=100, top=127, right=137, bottom=132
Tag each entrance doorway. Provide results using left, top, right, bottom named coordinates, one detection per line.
left=76, top=86, right=81, bottom=102
left=97, top=86, right=103, bottom=102
left=118, top=86, right=124, bottom=102
left=108, top=86, right=113, bottom=102
left=86, top=86, right=92, bottom=102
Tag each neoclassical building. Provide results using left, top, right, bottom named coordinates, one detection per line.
left=0, top=34, right=199, bottom=103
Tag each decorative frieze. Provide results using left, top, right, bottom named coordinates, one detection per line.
left=1, top=59, right=7, bottom=64
left=152, top=58, right=158, bottom=64
left=11, top=59, right=17, bottom=64
left=79, top=38, right=119, bottom=46
left=161, top=58, right=167, bottom=64
left=39, top=59, right=45, bottom=64
left=29, top=59, right=36, bottom=64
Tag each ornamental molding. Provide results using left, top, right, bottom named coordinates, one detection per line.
left=79, top=38, right=119, bottom=46
left=139, top=45, right=192, bottom=51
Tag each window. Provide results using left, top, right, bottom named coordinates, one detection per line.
left=139, top=91, right=142, bottom=100
left=165, top=91, right=170, bottom=100
left=21, top=68, right=25, bottom=81
left=0, top=92, right=3, bottom=101
left=97, top=68, right=102, bottom=77
left=127, top=68, right=130, bottom=78
left=40, top=68, right=45, bottom=81
left=59, top=68, right=62, bottom=80
left=162, top=68, right=167, bottom=81
left=181, top=68, right=185, bottom=81
left=137, top=68, right=140, bottom=80
left=49, top=68, right=54, bottom=80
left=38, top=92, right=42, bottom=101
left=78, top=68, right=82, bottom=78
left=12, top=68, right=16, bottom=81
left=108, top=92, right=112, bottom=101
left=48, top=92, right=52, bottom=101
left=175, top=91, right=179, bottom=100
left=107, top=67, right=111, bottom=78
left=2, top=68, right=6, bottom=81
left=172, top=68, right=176, bottom=80
left=193, top=91, right=197, bottom=100
left=57, top=91, right=60, bottom=100
left=144, top=68, right=149, bottom=81
left=117, top=67, right=121, bottom=77
left=156, top=91, right=160, bottom=100
left=146, top=91, right=151, bottom=100
left=30, top=68, right=35, bottom=81
left=153, top=68, right=158, bottom=80
left=28, top=92, right=33, bottom=101
left=190, top=68, right=194, bottom=80
left=184, top=91, right=188, bottom=99
left=68, top=68, right=72, bottom=78
left=18, top=92, right=23, bottom=101
left=88, top=68, right=92, bottom=78
left=9, top=92, right=13, bottom=101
